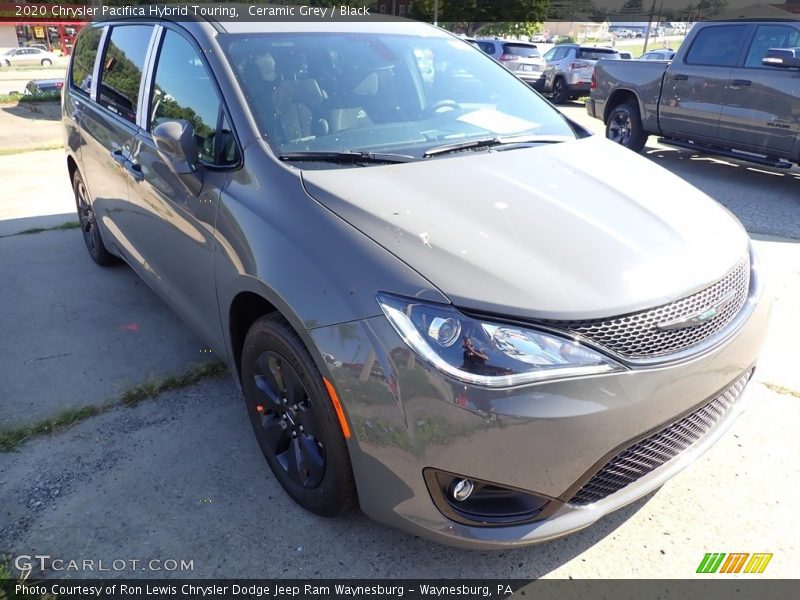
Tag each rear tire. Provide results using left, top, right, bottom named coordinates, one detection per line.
left=73, top=171, right=117, bottom=266
left=605, top=101, right=648, bottom=152
left=552, top=78, right=568, bottom=104
left=241, top=314, right=357, bottom=517
left=41, top=59, right=52, bottom=66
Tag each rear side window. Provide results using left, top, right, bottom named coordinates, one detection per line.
left=150, top=30, right=233, bottom=166
left=70, top=27, right=102, bottom=96
left=502, top=43, right=540, bottom=58
left=98, top=25, right=153, bottom=124
left=578, top=48, right=620, bottom=60
left=685, top=25, right=749, bottom=67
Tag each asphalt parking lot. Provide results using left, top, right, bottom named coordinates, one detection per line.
left=0, top=99, right=798, bottom=579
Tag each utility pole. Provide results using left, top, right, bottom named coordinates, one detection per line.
left=434, top=0, right=439, bottom=26
left=642, top=0, right=657, bottom=53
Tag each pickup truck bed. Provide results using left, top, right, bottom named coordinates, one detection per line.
left=588, top=19, right=800, bottom=169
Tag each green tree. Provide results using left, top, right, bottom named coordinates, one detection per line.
left=411, top=0, right=550, bottom=36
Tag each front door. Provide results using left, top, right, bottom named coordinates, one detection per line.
left=659, top=24, right=751, bottom=141
left=718, top=23, right=800, bottom=156
left=125, top=27, right=238, bottom=348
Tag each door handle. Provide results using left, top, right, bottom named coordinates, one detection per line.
left=125, top=162, right=144, bottom=182
left=731, top=79, right=751, bottom=86
left=672, top=73, right=689, bottom=81
left=110, top=149, right=127, bottom=166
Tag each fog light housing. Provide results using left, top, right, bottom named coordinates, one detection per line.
left=424, top=469, right=556, bottom=527
left=450, top=478, right=474, bottom=502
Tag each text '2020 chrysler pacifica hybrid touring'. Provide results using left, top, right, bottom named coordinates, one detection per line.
left=63, top=17, right=769, bottom=548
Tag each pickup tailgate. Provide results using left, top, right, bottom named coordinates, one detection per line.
left=588, top=59, right=669, bottom=132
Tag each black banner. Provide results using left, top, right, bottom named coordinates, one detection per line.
left=2, top=1, right=800, bottom=24
left=1, top=580, right=797, bottom=600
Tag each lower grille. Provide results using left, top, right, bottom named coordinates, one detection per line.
left=568, top=371, right=751, bottom=506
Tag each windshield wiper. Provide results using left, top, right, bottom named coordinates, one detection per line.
left=423, top=134, right=571, bottom=158
left=279, top=151, right=416, bottom=164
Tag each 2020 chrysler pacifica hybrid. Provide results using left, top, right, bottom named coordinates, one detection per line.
left=64, top=17, right=769, bottom=548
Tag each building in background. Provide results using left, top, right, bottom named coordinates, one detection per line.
left=0, top=2, right=85, bottom=54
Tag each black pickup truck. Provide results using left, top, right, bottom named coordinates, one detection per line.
left=587, top=20, right=800, bottom=169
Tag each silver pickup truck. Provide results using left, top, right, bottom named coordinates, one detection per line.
left=587, top=19, right=800, bottom=169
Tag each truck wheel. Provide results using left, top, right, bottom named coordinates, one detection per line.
left=606, top=102, right=647, bottom=152
left=552, top=78, right=568, bottom=104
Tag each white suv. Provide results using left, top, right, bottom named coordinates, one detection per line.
left=473, top=38, right=546, bottom=90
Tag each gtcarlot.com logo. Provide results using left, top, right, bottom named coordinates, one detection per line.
left=696, top=552, right=773, bottom=574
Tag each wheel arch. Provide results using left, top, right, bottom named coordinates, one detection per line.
left=603, top=88, right=644, bottom=123
left=226, top=279, right=327, bottom=386
left=66, top=153, right=80, bottom=184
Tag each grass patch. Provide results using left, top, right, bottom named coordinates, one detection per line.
left=11, top=220, right=80, bottom=236
left=0, top=361, right=228, bottom=452
left=0, top=91, right=61, bottom=104
left=121, top=361, right=228, bottom=405
left=0, top=405, right=101, bottom=452
left=0, top=142, right=64, bottom=156
left=764, top=382, right=800, bottom=399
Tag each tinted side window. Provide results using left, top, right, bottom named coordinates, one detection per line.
left=70, top=27, right=102, bottom=96
left=477, top=42, right=495, bottom=55
left=98, top=25, right=153, bottom=123
left=745, top=25, right=800, bottom=68
left=149, top=30, right=226, bottom=165
left=685, top=25, right=749, bottom=67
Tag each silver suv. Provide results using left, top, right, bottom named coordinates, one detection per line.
left=543, top=44, right=621, bottom=103
left=473, top=38, right=546, bottom=90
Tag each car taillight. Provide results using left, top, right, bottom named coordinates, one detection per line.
left=569, top=61, right=590, bottom=69
left=591, top=72, right=596, bottom=89
left=56, top=81, right=63, bottom=88
left=499, top=54, right=518, bottom=62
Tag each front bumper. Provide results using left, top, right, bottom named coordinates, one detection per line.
left=310, top=286, right=770, bottom=548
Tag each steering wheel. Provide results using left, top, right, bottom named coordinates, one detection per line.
left=423, top=99, right=461, bottom=118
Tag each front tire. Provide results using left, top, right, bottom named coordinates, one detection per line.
left=73, top=171, right=117, bottom=266
left=41, top=59, right=52, bottom=66
left=605, top=101, right=648, bottom=152
left=241, top=314, right=357, bottom=517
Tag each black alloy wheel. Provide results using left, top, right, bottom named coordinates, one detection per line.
left=73, top=171, right=116, bottom=266
left=252, top=350, right=326, bottom=488
left=241, top=315, right=357, bottom=517
left=605, top=101, right=648, bottom=152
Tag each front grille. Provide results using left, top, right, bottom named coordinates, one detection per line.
left=549, top=257, right=751, bottom=359
left=568, top=371, right=751, bottom=506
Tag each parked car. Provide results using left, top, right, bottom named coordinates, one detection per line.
left=543, top=44, right=621, bottom=103
left=530, top=34, right=548, bottom=43
left=27, top=43, right=50, bottom=52
left=2, top=46, right=57, bottom=67
left=473, top=38, right=546, bottom=90
left=638, top=49, right=676, bottom=61
left=24, top=78, right=64, bottom=95
left=589, top=19, right=800, bottom=167
left=618, top=51, right=633, bottom=60
left=64, top=18, right=768, bottom=549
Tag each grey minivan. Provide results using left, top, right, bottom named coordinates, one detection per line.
left=64, top=17, right=768, bottom=548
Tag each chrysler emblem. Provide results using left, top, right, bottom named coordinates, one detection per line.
left=657, top=290, right=738, bottom=331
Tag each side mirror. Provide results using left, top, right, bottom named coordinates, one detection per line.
left=762, top=47, right=800, bottom=69
left=152, top=119, right=199, bottom=175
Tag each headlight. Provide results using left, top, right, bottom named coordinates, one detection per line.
left=377, top=294, right=624, bottom=388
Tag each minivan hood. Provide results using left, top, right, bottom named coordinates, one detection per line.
left=301, top=136, right=749, bottom=320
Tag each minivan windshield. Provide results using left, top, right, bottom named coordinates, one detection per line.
left=221, top=32, right=575, bottom=162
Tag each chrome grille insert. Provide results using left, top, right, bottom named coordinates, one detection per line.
left=549, top=257, right=750, bottom=359
left=568, top=371, right=751, bottom=506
